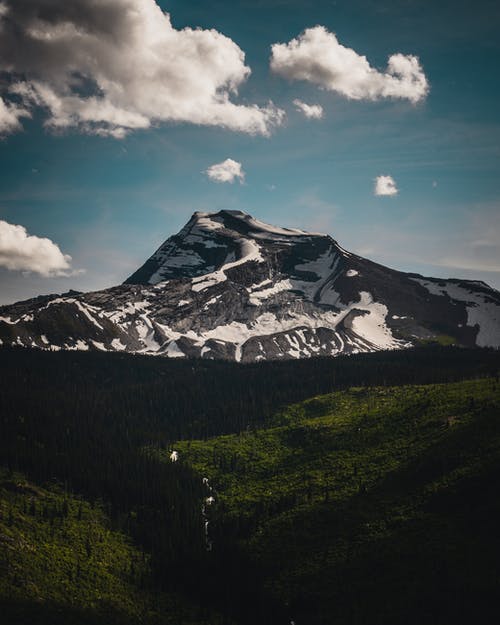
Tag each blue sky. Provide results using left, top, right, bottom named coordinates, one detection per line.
left=0, top=0, right=499, bottom=304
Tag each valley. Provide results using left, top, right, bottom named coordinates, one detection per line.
left=1, top=347, right=499, bottom=624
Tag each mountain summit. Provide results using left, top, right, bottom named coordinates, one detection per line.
left=124, top=209, right=330, bottom=285
left=1, top=211, right=499, bottom=361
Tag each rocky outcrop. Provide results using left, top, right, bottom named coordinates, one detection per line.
left=1, top=210, right=499, bottom=360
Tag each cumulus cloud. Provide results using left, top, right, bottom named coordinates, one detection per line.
left=0, top=220, right=75, bottom=276
left=205, top=159, right=245, bottom=184
left=0, top=0, right=284, bottom=137
left=271, top=26, right=428, bottom=103
left=293, top=99, right=323, bottom=119
left=374, top=175, right=398, bottom=196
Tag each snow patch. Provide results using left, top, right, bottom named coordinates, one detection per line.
left=73, top=300, right=104, bottom=330
left=72, top=340, right=89, bottom=351
left=248, top=279, right=293, bottom=305
left=164, top=340, right=185, bottom=358
left=192, top=238, right=264, bottom=292
left=350, top=294, right=395, bottom=349
left=412, top=278, right=500, bottom=347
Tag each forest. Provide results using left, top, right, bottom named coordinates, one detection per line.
left=1, top=345, right=500, bottom=624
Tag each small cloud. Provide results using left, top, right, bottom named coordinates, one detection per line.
left=266, top=184, right=276, bottom=191
left=374, top=175, right=398, bottom=196
left=432, top=180, right=438, bottom=188
left=0, top=219, right=77, bottom=276
left=293, top=99, right=323, bottom=119
left=205, top=158, right=245, bottom=184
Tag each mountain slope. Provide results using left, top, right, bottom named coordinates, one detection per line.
left=0, top=471, right=217, bottom=625
left=175, top=377, right=500, bottom=625
left=1, top=210, right=499, bottom=361
left=1, top=348, right=500, bottom=624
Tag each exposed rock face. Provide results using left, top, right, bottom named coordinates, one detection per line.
left=1, top=210, right=499, bottom=361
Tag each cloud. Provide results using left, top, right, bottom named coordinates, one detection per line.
left=0, top=0, right=284, bottom=137
left=374, top=175, right=398, bottom=196
left=205, top=159, right=245, bottom=184
left=0, top=220, right=76, bottom=276
left=0, top=97, right=30, bottom=134
left=271, top=26, right=428, bottom=103
left=293, top=99, right=323, bottom=119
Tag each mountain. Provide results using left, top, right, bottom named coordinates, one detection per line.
left=1, top=209, right=499, bottom=361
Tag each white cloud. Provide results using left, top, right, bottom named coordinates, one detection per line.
left=0, top=220, right=75, bottom=276
left=374, top=175, right=398, bottom=196
left=0, top=97, right=30, bottom=134
left=293, top=99, right=323, bottom=119
left=0, top=0, right=284, bottom=137
left=205, top=159, right=245, bottom=184
left=271, top=26, right=429, bottom=103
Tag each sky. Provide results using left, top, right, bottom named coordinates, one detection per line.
left=0, top=0, right=499, bottom=305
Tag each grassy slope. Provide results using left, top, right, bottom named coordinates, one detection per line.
left=176, top=377, right=500, bottom=625
left=0, top=472, right=222, bottom=625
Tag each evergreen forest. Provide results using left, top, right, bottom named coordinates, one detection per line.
left=1, top=345, right=500, bottom=624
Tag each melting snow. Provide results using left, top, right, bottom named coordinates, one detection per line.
left=412, top=278, right=500, bottom=347
left=164, top=340, right=185, bottom=358
left=248, top=279, right=293, bottom=305
left=193, top=212, right=224, bottom=231
left=72, top=340, right=89, bottom=351
left=192, top=238, right=264, bottom=292
left=111, top=338, right=126, bottom=351
left=349, top=293, right=396, bottom=349
left=77, top=302, right=103, bottom=330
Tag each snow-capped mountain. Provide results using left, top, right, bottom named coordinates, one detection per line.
left=1, top=210, right=499, bottom=361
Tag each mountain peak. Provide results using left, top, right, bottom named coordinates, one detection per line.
left=125, top=210, right=329, bottom=285
left=189, top=209, right=318, bottom=236
left=2, top=211, right=499, bottom=361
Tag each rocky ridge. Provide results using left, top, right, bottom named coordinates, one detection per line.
left=1, top=210, right=499, bottom=361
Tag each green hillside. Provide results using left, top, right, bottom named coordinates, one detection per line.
left=176, top=377, right=500, bottom=625
left=0, top=473, right=222, bottom=625
left=1, top=348, right=500, bottom=624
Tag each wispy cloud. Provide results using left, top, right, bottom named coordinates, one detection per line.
left=0, top=96, right=30, bottom=134
left=293, top=99, right=323, bottom=119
